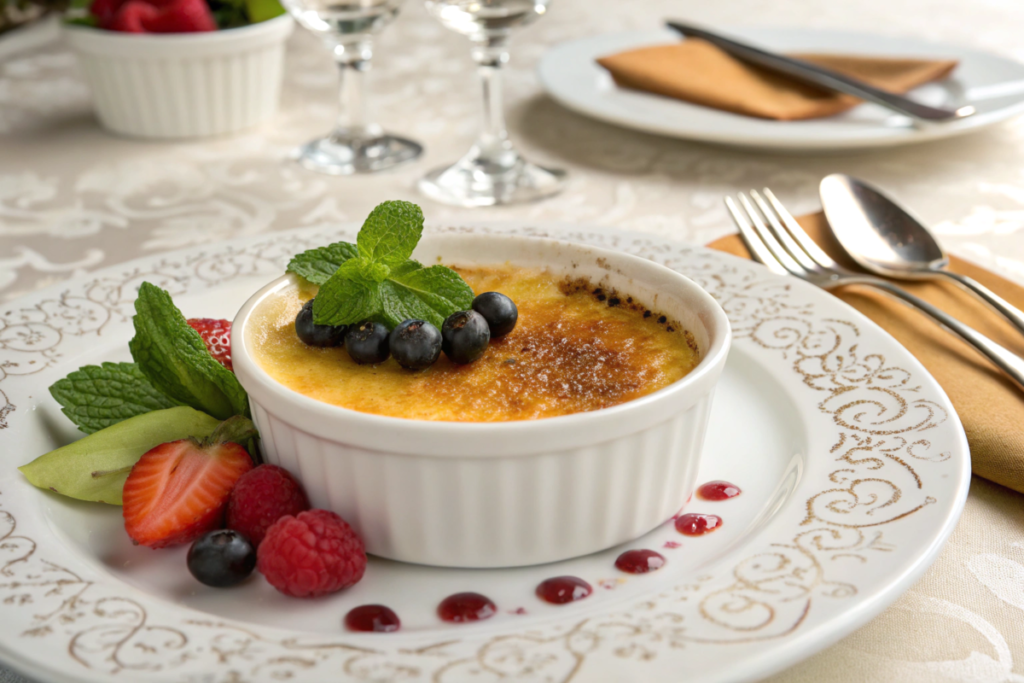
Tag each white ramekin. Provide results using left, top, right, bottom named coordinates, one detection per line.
left=63, top=15, right=294, bottom=139
left=232, top=234, right=732, bottom=568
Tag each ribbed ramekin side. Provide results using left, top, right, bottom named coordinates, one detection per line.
left=250, top=397, right=712, bottom=568
left=70, top=39, right=286, bottom=138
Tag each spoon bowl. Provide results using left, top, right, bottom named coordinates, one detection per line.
left=819, top=174, right=948, bottom=278
left=820, top=173, right=1024, bottom=337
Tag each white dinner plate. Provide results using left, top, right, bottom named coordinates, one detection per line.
left=537, top=28, right=1024, bottom=151
left=0, top=222, right=969, bottom=683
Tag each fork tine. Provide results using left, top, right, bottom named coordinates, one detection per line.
left=749, top=189, right=821, bottom=272
left=761, top=188, right=839, bottom=270
left=724, top=196, right=789, bottom=277
left=737, top=192, right=806, bottom=276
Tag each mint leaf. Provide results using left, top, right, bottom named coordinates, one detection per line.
left=245, top=0, right=285, bottom=22
left=18, top=406, right=220, bottom=505
left=129, top=282, right=249, bottom=421
left=313, top=259, right=383, bottom=326
left=357, top=200, right=423, bottom=268
left=380, top=263, right=475, bottom=328
left=287, top=241, right=358, bottom=285
left=49, top=362, right=180, bottom=434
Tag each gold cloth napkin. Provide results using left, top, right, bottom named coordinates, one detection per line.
left=596, top=39, right=959, bottom=120
left=709, top=213, right=1024, bottom=494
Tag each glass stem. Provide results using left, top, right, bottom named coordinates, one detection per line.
left=470, top=36, right=516, bottom=170
left=333, top=39, right=380, bottom=139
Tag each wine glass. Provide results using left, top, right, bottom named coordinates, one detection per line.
left=283, top=0, right=423, bottom=175
left=419, top=0, right=566, bottom=206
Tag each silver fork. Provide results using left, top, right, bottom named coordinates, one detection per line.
left=725, top=188, right=1024, bottom=392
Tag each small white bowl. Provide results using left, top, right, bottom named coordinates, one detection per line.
left=232, top=234, right=732, bottom=568
left=63, top=15, right=294, bottom=139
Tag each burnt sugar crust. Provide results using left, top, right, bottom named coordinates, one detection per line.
left=250, top=265, right=701, bottom=422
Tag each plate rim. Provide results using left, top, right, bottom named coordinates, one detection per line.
left=0, top=221, right=971, bottom=683
left=537, top=27, right=1024, bottom=151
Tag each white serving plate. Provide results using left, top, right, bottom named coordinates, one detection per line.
left=0, top=222, right=969, bottom=683
left=538, top=28, right=1024, bottom=151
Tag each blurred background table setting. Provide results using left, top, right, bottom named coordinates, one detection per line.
left=2, top=0, right=1024, bottom=680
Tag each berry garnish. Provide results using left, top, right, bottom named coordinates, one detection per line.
left=441, top=310, right=490, bottom=364
left=295, top=299, right=347, bottom=348
left=472, top=292, right=518, bottom=338
left=187, top=529, right=256, bottom=588
left=122, top=416, right=255, bottom=549
left=389, top=320, right=442, bottom=370
left=257, top=509, right=366, bottom=598
left=187, top=318, right=233, bottom=371
left=345, top=321, right=391, bottom=365
left=108, top=0, right=216, bottom=33
left=90, top=0, right=125, bottom=28
left=227, top=464, right=310, bottom=548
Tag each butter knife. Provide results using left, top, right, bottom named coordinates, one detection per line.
left=665, top=20, right=974, bottom=122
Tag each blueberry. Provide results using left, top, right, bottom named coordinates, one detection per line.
left=187, top=529, right=256, bottom=588
left=295, top=299, right=347, bottom=347
left=472, top=292, right=518, bottom=338
left=345, top=321, right=391, bottom=365
left=389, top=320, right=442, bottom=370
left=442, top=310, right=491, bottom=364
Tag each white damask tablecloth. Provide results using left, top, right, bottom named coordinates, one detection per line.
left=2, top=0, right=1024, bottom=680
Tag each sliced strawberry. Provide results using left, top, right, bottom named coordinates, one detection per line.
left=187, top=318, right=233, bottom=371
left=108, top=1, right=158, bottom=32
left=144, top=0, right=217, bottom=33
left=123, top=417, right=255, bottom=549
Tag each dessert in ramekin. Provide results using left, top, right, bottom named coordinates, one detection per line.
left=232, top=233, right=731, bottom=568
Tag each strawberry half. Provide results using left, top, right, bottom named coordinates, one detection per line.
left=123, top=416, right=255, bottom=549
left=187, top=318, right=233, bottom=371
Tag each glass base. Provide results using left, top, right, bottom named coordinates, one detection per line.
left=295, top=131, right=423, bottom=176
left=418, top=150, right=566, bottom=207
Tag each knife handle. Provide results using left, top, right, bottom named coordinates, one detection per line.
left=665, top=21, right=973, bottom=122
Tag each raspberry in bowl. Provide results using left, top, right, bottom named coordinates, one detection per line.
left=232, top=232, right=732, bottom=568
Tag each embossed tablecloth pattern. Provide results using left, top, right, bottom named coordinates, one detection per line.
left=2, top=0, right=1024, bottom=680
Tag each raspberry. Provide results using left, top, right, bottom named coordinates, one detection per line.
left=108, top=1, right=157, bottom=31
left=227, top=464, right=310, bottom=548
left=257, top=509, right=366, bottom=598
left=187, top=318, right=233, bottom=371
left=142, top=0, right=216, bottom=32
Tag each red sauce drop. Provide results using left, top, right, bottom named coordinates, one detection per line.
left=675, top=513, right=722, bottom=536
left=614, top=549, right=666, bottom=574
left=438, top=592, right=497, bottom=623
left=536, top=576, right=593, bottom=605
left=344, top=604, right=400, bottom=633
left=697, top=480, right=741, bottom=501
left=663, top=540, right=681, bottom=549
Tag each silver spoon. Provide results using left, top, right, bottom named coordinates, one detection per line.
left=819, top=173, right=1024, bottom=337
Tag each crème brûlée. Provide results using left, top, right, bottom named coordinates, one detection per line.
left=247, top=264, right=701, bottom=422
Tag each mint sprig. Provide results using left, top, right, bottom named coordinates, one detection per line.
left=287, top=242, right=359, bottom=285
left=129, top=282, right=250, bottom=421
left=357, top=200, right=424, bottom=267
left=287, top=200, right=474, bottom=329
left=49, top=362, right=181, bottom=434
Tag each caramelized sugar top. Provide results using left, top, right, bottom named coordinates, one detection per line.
left=248, top=265, right=700, bottom=422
